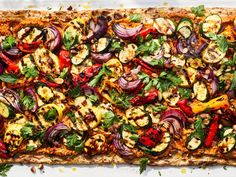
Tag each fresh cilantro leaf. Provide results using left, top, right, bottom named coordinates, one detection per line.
left=63, top=31, right=78, bottom=50
left=59, top=68, right=68, bottom=79
left=0, top=74, right=18, bottom=83
left=111, top=40, right=123, bottom=51
left=194, top=117, right=204, bottom=140
left=21, top=122, right=34, bottom=139
left=139, top=157, right=149, bottom=174
left=224, top=53, right=236, bottom=66
left=208, top=32, right=229, bottom=53
left=20, top=95, right=35, bottom=110
left=218, top=80, right=225, bottom=91
left=129, top=134, right=139, bottom=141
left=0, top=164, right=13, bottom=177
left=123, top=124, right=137, bottom=133
left=191, top=5, right=205, bottom=17
left=108, top=89, right=131, bottom=109
left=230, top=71, right=236, bottom=91
left=129, top=14, right=142, bottom=22
left=2, top=36, right=16, bottom=50
left=45, top=108, right=57, bottom=121
left=88, top=65, right=111, bottom=87
left=178, top=88, right=191, bottom=99
left=69, top=84, right=80, bottom=98
left=88, top=94, right=99, bottom=104
left=26, top=145, right=36, bottom=151
left=21, top=66, right=39, bottom=79
left=152, top=105, right=166, bottom=112
left=149, top=58, right=165, bottom=67
left=138, top=72, right=150, bottom=84
left=102, top=111, right=119, bottom=129
left=67, top=111, right=76, bottom=123
left=65, top=133, right=84, bottom=153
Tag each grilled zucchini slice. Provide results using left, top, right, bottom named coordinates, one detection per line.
left=119, top=43, right=137, bottom=63
left=193, top=81, right=208, bottom=101
left=154, top=18, right=176, bottom=35
left=0, top=101, right=15, bottom=119
left=36, top=83, right=54, bottom=103
left=71, top=44, right=90, bottom=65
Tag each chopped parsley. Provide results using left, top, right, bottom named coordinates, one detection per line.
left=69, top=84, right=80, bottom=98
left=224, top=53, right=236, bottom=66
left=0, top=164, right=13, bottom=177
left=87, top=94, right=99, bottom=104
left=0, top=74, right=18, bottom=83
left=152, top=105, right=167, bottom=112
left=63, top=31, right=78, bottom=50
left=191, top=5, right=205, bottom=17
left=88, top=65, right=111, bottom=87
left=67, top=111, right=76, bottom=123
left=65, top=133, right=84, bottom=153
left=21, top=122, right=34, bottom=139
left=20, top=95, right=35, bottom=110
left=178, top=88, right=191, bottom=99
left=122, top=123, right=137, bottom=133
left=149, top=58, right=165, bottom=67
left=129, top=14, right=142, bottom=22
left=102, top=111, right=120, bottom=129
left=45, top=108, right=58, bottom=121
left=2, top=36, right=16, bottom=50
left=111, top=40, right=123, bottom=51
left=208, top=32, right=229, bottom=53
left=138, top=72, right=151, bottom=84
left=108, top=89, right=132, bottom=109
left=21, top=66, right=39, bottom=79
left=139, top=157, right=149, bottom=174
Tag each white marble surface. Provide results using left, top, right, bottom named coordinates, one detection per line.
left=1, top=0, right=236, bottom=177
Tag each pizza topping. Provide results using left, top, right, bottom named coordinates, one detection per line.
left=114, top=132, right=134, bottom=157
left=153, top=18, right=176, bottom=35
left=91, top=52, right=113, bottom=64
left=112, top=23, right=143, bottom=39
left=43, top=26, right=62, bottom=51
left=201, top=14, right=222, bottom=38
left=71, top=44, right=90, bottom=65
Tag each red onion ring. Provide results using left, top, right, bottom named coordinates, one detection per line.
left=113, top=133, right=134, bottom=157
left=44, top=26, right=62, bottom=51
left=91, top=52, right=112, bottom=63
left=2, top=47, right=22, bottom=60
left=0, top=88, right=22, bottom=113
left=118, top=77, right=141, bottom=91
left=44, top=123, right=69, bottom=146
left=25, top=87, right=38, bottom=112
left=161, top=109, right=187, bottom=125
left=112, top=23, right=143, bottom=39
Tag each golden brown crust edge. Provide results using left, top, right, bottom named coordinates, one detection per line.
left=0, top=7, right=236, bottom=165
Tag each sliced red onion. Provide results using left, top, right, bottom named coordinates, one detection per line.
left=91, top=52, right=112, bottom=63
left=177, top=39, right=188, bottom=54
left=118, top=77, right=141, bottom=91
left=161, top=109, right=187, bottom=125
left=0, top=88, right=22, bottom=112
left=87, top=16, right=108, bottom=41
left=210, top=78, right=218, bottom=95
left=44, top=26, right=62, bottom=51
left=0, top=139, right=10, bottom=159
left=44, top=123, right=69, bottom=146
left=161, top=117, right=183, bottom=136
left=25, top=87, right=38, bottom=112
left=131, top=65, right=141, bottom=75
left=112, top=23, right=143, bottom=39
left=113, top=133, right=133, bottom=157
left=0, top=63, right=4, bottom=74
left=2, top=47, right=22, bottom=60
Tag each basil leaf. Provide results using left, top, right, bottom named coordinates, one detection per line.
left=139, top=157, right=149, bottom=174
left=0, top=74, right=18, bottom=83
left=191, top=5, right=205, bottom=17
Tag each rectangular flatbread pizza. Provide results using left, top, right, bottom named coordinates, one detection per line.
left=0, top=7, right=236, bottom=167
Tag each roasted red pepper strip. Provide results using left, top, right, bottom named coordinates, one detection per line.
left=59, top=50, right=71, bottom=70
left=72, top=64, right=102, bottom=86
left=133, top=58, right=156, bottom=76
left=132, top=27, right=157, bottom=43
left=130, top=89, right=158, bottom=106
left=17, top=40, right=42, bottom=53
left=0, top=53, right=19, bottom=74
left=0, top=139, right=10, bottom=159
left=204, top=114, right=220, bottom=147
left=177, top=99, right=193, bottom=117
left=39, top=77, right=60, bottom=88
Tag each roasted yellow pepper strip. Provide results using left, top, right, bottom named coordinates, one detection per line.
left=190, top=95, right=230, bottom=114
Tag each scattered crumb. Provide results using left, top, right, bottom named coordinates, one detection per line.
left=47, top=7, right=52, bottom=10
left=30, top=166, right=36, bottom=174
left=58, top=168, right=64, bottom=173
left=180, top=168, right=187, bottom=174
left=111, top=163, right=116, bottom=167
left=71, top=167, right=77, bottom=172
left=67, top=6, right=73, bottom=11
left=38, top=164, right=44, bottom=170
left=223, top=166, right=227, bottom=170
left=158, top=171, right=162, bottom=176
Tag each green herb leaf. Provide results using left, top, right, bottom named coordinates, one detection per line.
left=88, top=65, right=111, bottom=87
left=178, top=88, right=191, bottom=99
left=138, top=72, right=150, bottom=84
left=224, top=53, right=236, bottom=66
left=108, top=89, right=131, bottom=109
left=194, top=117, right=205, bottom=140
left=0, top=164, right=13, bottom=177
left=123, top=124, right=137, bottom=133
left=65, top=133, right=84, bottom=153
left=26, top=145, right=36, bottom=151
left=129, top=134, right=139, bottom=141
left=191, top=5, right=205, bottom=17
left=0, top=74, right=18, bottom=83
left=45, top=108, right=57, bottom=121
left=63, top=31, right=78, bottom=50
left=149, top=58, right=165, bottom=67
left=208, top=32, right=229, bottom=53
left=67, top=111, right=76, bottom=123
left=136, top=39, right=160, bottom=56
left=69, top=84, right=80, bottom=98
left=21, top=122, right=34, bottom=139
left=230, top=71, right=236, bottom=91
left=139, top=157, right=149, bottom=174
left=152, top=105, right=167, bottom=112
left=129, top=14, right=142, bottom=22
left=2, top=36, right=16, bottom=50
left=20, top=95, right=35, bottom=110
left=218, top=80, right=226, bottom=91
left=87, top=94, right=99, bottom=104
left=21, top=66, right=39, bottom=79
left=59, top=68, right=68, bottom=79
left=102, top=111, right=119, bottom=129
left=111, top=40, right=123, bottom=51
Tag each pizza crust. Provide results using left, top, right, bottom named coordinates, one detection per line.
left=0, top=7, right=236, bottom=166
